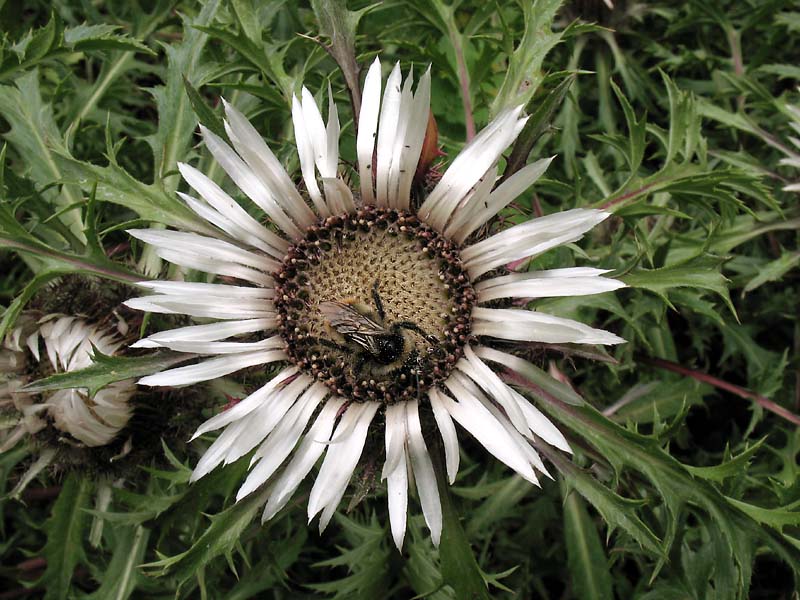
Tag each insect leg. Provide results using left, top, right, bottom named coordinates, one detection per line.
left=307, top=335, right=347, bottom=352
left=393, top=321, right=439, bottom=346
left=353, top=351, right=369, bottom=377
left=319, top=338, right=343, bottom=351
left=371, top=279, right=385, bottom=321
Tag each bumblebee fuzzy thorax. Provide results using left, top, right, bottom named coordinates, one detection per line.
left=275, top=206, right=475, bottom=404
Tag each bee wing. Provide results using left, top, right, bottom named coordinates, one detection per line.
left=319, top=301, right=386, bottom=355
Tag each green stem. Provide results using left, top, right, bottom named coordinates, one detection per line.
left=430, top=445, right=490, bottom=600
left=433, top=2, right=475, bottom=140
left=1, top=236, right=144, bottom=283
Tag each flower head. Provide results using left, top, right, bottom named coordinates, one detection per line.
left=126, top=58, right=626, bottom=548
left=1, top=313, right=135, bottom=453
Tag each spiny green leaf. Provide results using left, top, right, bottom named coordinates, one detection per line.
left=0, top=70, right=85, bottom=240
left=659, top=70, right=701, bottom=165
left=759, top=63, right=800, bottom=80
left=776, top=11, right=800, bottom=31
left=725, top=498, right=800, bottom=531
left=0, top=231, right=143, bottom=286
left=310, top=514, right=391, bottom=598
left=0, top=270, right=67, bottom=341
left=229, top=0, right=261, bottom=44
left=228, top=0, right=260, bottom=44
left=615, top=202, right=692, bottom=219
left=718, top=323, right=786, bottom=397
left=221, top=529, right=306, bottom=600
left=1, top=14, right=63, bottom=81
left=53, top=153, right=214, bottom=235
left=11, top=13, right=59, bottom=60
left=193, top=25, right=294, bottom=103
left=310, top=0, right=375, bottom=126
left=22, top=349, right=192, bottom=396
left=463, top=476, right=531, bottom=537
left=438, top=478, right=491, bottom=600
left=490, top=0, right=564, bottom=116
left=38, top=474, right=92, bottom=600
left=141, top=485, right=271, bottom=582
left=146, top=0, right=221, bottom=192
left=597, top=139, right=775, bottom=214
left=62, top=23, right=120, bottom=44
left=183, top=76, right=227, bottom=141
left=621, top=255, right=737, bottom=318
left=502, top=73, right=575, bottom=182
left=0, top=15, right=156, bottom=83
left=742, top=250, right=800, bottom=293
left=562, top=483, right=614, bottom=600
left=697, top=98, right=761, bottom=138
left=610, top=379, right=710, bottom=424
left=685, top=439, right=767, bottom=483
left=65, top=2, right=174, bottom=129
left=85, top=526, right=150, bottom=600
left=610, top=79, right=647, bottom=177
left=64, top=23, right=155, bottom=55
left=667, top=213, right=800, bottom=265
left=509, top=362, right=800, bottom=593
left=546, top=449, right=663, bottom=556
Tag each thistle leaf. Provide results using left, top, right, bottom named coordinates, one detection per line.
left=37, top=474, right=92, bottom=600
left=22, top=350, right=193, bottom=396
left=562, top=483, right=615, bottom=600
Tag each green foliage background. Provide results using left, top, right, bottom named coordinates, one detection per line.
left=1, top=0, right=799, bottom=598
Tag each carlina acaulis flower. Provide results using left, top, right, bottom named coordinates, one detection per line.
left=0, top=276, right=212, bottom=483
left=125, top=58, right=627, bottom=549
left=0, top=312, right=135, bottom=457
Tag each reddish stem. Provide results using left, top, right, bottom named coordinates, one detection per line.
left=727, top=28, right=744, bottom=77
left=452, top=37, right=475, bottom=140
left=105, top=242, right=130, bottom=258
left=532, top=193, right=544, bottom=218
left=16, top=557, right=46, bottom=572
left=645, top=357, right=800, bottom=427
left=22, top=486, right=62, bottom=502
left=0, top=588, right=42, bottom=600
left=505, top=257, right=530, bottom=271
left=597, top=181, right=658, bottom=210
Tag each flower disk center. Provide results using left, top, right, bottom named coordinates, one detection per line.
left=275, top=207, right=475, bottom=403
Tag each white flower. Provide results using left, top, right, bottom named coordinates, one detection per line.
left=1, top=315, right=135, bottom=452
left=126, top=58, right=626, bottom=549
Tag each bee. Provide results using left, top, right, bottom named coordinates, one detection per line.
left=319, top=280, right=437, bottom=371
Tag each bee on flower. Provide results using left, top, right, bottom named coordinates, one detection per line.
left=126, top=58, right=626, bottom=549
